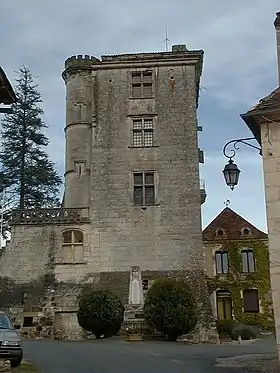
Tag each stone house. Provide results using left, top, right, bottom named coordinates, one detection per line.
left=0, top=45, right=216, bottom=340
left=240, top=11, right=280, bottom=357
left=203, top=207, right=274, bottom=330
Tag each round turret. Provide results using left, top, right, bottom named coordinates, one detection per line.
left=62, top=55, right=100, bottom=81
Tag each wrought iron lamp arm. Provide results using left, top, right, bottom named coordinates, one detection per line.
left=223, top=137, right=262, bottom=160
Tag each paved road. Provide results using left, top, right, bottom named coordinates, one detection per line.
left=22, top=335, right=277, bottom=373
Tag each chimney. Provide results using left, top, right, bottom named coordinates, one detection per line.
left=274, top=12, right=280, bottom=83
left=172, top=45, right=188, bottom=52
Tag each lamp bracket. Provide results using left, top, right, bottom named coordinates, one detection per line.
left=223, top=137, right=262, bottom=160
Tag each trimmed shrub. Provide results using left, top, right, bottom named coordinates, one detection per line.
left=216, top=319, right=239, bottom=336
left=143, top=278, right=197, bottom=341
left=231, top=324, right=257, bottom=340
left=77, top=290, right=124, bottom=339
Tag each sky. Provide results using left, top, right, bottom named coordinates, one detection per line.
left=1, top=0, right=279, bottom=232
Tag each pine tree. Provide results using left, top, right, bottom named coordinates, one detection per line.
left=0, top=66, right=62, bottom=228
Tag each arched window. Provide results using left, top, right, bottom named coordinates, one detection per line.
left=62, top=230, right=83, bottom=245
left=61, top=230, right=84, bottom=263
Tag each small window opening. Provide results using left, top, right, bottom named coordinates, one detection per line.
left=217, top=229, right=224, bottom=236
left=142, top=279, right=149, bottom=291
left=23, top=317, right=34, bottom=327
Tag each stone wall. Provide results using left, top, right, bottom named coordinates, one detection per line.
left=261, top=119, right=280, bottom=357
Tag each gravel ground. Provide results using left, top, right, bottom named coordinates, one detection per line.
left=215, top=353, right=280, bottom=372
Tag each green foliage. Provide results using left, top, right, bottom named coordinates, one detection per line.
left=231, top=324, right=256, bottom=340
left=207, top=240, right=274, bottom=330
left=77, top=290, right=124, bottom=339
left=143, top=278, right=197, bottom=341
left=0, top=66, right=62, bottom=233
left=216, top=319, right=239, bottom=336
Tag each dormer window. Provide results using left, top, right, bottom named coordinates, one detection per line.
left=240, top=227, right=252, bottom=236
left=215, top=229, right=225, bottom=237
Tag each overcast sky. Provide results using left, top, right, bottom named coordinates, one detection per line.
left=1, top=1, right=279, bottom=232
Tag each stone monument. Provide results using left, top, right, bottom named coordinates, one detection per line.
left=124, top=266, right=145, bottom=323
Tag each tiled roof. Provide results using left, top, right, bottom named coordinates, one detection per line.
left=203, top=207, right=267, bottom=241
left=245, top=87, right=280, bottom=115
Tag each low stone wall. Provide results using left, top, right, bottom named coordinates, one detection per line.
left=0, top=269, right=218, bottom=342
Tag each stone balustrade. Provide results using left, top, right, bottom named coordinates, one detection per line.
left=10, top=208, right=90, bottom=225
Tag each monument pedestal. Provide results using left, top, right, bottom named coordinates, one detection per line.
left=123, top=267, right=149, bottom=339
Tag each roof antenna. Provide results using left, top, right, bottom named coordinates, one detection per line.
left=224, top=199, right=231, bottom=207
left=163, top=27, right=170, bottom=52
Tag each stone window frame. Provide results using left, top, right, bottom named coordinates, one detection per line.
left=130, top=170, right=159, bottom=207
left=215, top=250, right=229, bottom=275
left=74, top=161, right=86, bottom=178
left=240, top=227, right=252, bottom=236
left=215, top=228, right=226, bottom=237
left=241, top=248, right=256, bottom=273
left=129, top=69, right=155, bottom=99
left=216, top=290, right=233, bottom=320
left=242, top=288, right=260, bottom=313
left=131, top=117, right=155, bottom=148
left=60, top=229, right=84, bottom=264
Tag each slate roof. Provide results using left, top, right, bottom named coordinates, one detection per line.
left=203, top=207, right=267, bottom=241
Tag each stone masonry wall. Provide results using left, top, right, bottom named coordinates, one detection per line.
left=87, top=63, right=204, bottom=273
left=261, top=119, right=280, bottom=358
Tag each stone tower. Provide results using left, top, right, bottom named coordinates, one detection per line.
left=61, top=46, right=206, bottom=273
left=0, top=45, right=215, bottom=340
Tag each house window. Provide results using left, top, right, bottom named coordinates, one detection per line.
left=241, top=249, right=255, bottom=273
left=215, top=251, right=228, bottom=274
left=133, top=172, right=155, bottom=206
left=132, top=118, right=154, bottom=147
left=131, top=71, right=153, bottom=98
left=216, top=291, right=232, bottom=320
left=243, top=289, right=259, bottom=313
left=61, top=229, right=84, bottom=263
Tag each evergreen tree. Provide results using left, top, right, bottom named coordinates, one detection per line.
left=0, top=66, right=62, bottom=228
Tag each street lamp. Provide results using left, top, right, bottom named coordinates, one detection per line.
left=222, top=137, right=262, bottom=190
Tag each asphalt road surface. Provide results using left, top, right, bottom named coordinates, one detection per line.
left=22, top=335, right=276, bottom=373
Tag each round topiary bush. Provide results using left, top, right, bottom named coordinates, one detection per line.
left=143, top=278, right=197, bottom=341
left=77, top=290, right=124, bottom=339
left=216, top=319, right=239, bottom=337
left=231, top=324, right=256, bottom=340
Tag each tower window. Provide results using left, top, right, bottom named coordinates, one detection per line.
left=61, top=229, right=84, bottom=263
left=62, top=230, right=83, bottom=244
left=131, top=71, right=153, bottom=98
left=132, top=118, right=154, bottom=147
left=133, top=172, right=155, bottom=206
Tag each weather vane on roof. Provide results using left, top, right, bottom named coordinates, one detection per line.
left=224, top=199, right=231, bottom=207
left=163, top=27, right=170, bottom=52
